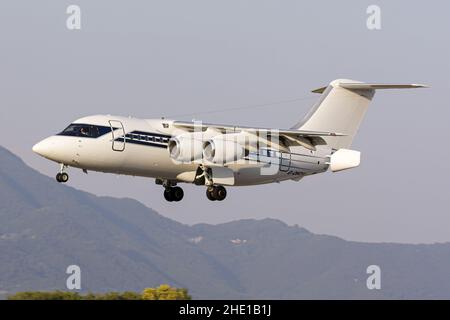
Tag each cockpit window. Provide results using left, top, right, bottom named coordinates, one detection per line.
left=58, top=124, right=112, bottom=138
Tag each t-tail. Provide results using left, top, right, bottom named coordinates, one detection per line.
left=293, top=79, right=428, bottom=171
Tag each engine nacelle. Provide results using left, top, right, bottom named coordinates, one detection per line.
left=329, top=149, right=361, bottom=172
left=203, top=135, right=245, bottom=164
left=168, top=132, right=204, bottom=162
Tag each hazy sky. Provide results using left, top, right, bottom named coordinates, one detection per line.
left=1, top=1, right=449, bottom=243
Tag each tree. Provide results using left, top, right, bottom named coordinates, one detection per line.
left=142, top=284, right=191, bottom=300
left=7, top=286, right=190, bottom=300
left=8, top=291, right=82, bottom=300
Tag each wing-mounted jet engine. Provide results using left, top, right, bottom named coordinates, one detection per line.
left=202, top=133, right=246, bottom=165
left=168, top=132, right=204, bottom=163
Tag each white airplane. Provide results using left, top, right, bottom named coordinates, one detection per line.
left=32, top=79, right=426, bottom=202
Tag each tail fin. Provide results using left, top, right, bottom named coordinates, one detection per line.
left=292, top=79, right=427, bottom=149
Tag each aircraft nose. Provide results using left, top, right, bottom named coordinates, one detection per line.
left=32, top=136, right=73, bottom=163
left=32, top=139, right=52, bottom=157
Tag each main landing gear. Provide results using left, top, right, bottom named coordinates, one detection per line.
left=155, top=179, right=184, bottom=202
left=199, top=166, right=227, bottom=201
left=163, top=186, right=184, bottom=202
left=156, top=176, right=227, bottom=202
left=56, top=164, right=69, bottom=183
left=206, top=185, right=227, bottom=201
left=156, top=179, right=184, bottom=202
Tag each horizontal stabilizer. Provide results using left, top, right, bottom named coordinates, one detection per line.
left=339, top=83, right=429, bottom=90
left=311, top=82, right=428, bottom=93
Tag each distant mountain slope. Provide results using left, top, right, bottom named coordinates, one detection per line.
left=1, top=145, right=450, bottom=299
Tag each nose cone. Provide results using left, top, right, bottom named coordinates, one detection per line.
left=32, top=139, right=51, bottom=157
left=32, top=136, right=76, bottom=164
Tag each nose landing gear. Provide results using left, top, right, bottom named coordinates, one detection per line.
left=56, top=172, right=69, bottom=183
left=56, top=164, right=69, bottom=183
left=206, top=186, right=227, bottom=201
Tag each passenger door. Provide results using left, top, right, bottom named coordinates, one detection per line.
left=109, top=120, right=125, bottom=151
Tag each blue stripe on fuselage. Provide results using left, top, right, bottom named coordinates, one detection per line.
left=123, top=139, right=168, bottom=149
left=114, top=130, right=170, bottom=149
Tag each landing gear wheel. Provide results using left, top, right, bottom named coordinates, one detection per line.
left=164, top=189, right=174, bottom=202
left=56, top=172, right=69, bottom=183
left=206, top=187, right=216, bottom=201
left=60, top=173, right=69, bottom=183
left=164, top=186, right=184, bottom=202
left=213, top=186, right=227, bottom=201
left=171, top=186, right=184, bottom=202
left=206, top=186, right=227, bottom=201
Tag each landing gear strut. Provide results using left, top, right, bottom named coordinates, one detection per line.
left=206, top=186, right=227, bottom=201
left=56, top=164, right=69, bottom=183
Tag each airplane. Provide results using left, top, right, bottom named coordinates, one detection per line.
left=32, top=79, right=427, bottom=202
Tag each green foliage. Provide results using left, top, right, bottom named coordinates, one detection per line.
left=8, top=291, right=82, bottom=300
left=142, top=284, right=191, bottom=300
left=7, top=286, right=190, bottom=300
left=83, top=291, right=143, bottom=300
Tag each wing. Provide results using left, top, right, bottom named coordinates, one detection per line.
left=172, top=121, right=346, bottom=151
